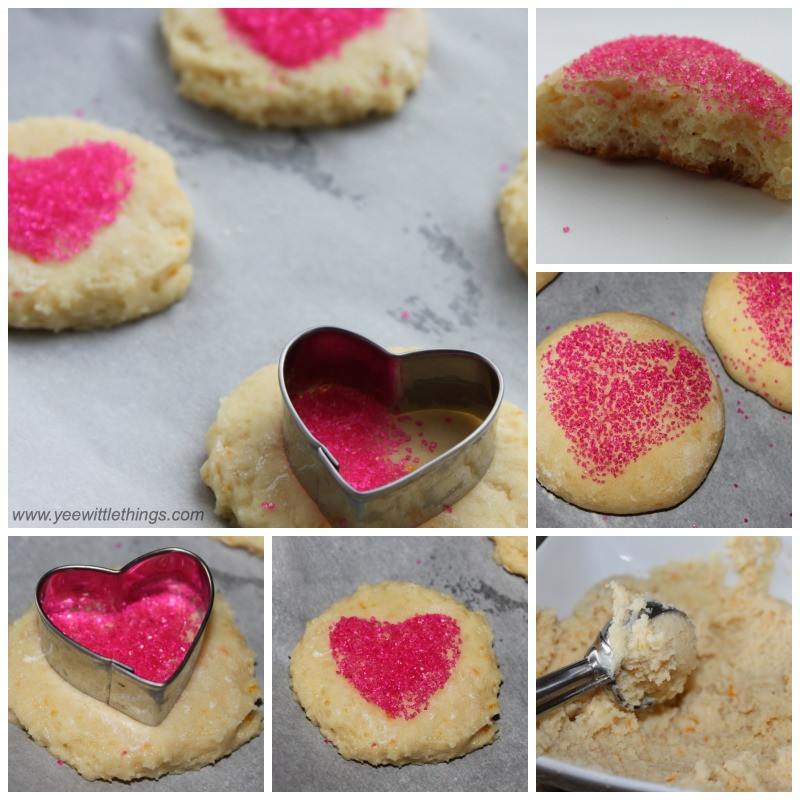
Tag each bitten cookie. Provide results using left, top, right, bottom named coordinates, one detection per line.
left=9, top=117, right=193, bottom=330
left=703, top=272, right=792, bottom=411
left=537, top=312, right=725, bottom=514
left=537, top=36, right=792, bottom=199
left=498, top=148, right=528, bottom=273
left=201, top=361, right=528, bottom=528
left=161, top=9, right=428, bottom=128
left=490, top=536, right=528, bottom=579
left=289, top=581, right=501, bottom=766
left=8, top=597, right=262, bottom=782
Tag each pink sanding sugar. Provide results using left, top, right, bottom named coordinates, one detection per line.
left=735, top=272, right=791, bottom=366
left=329, top=614, right=461, bottom=719
left=541, top=322, right=712, bottom=483
left=222, top=8, right=387, bottom=68
left=562, top=35, right=791, bottom=140
left=42, top=591, right=203, bottom=683
left=291, top=383, right=434, bottom=491
left=8, top=141, right=135, bottom=263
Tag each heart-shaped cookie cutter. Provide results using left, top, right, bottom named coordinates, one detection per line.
left=35, top=548, right=214, bottom=726
left=279, top=326, right=503, bottom=526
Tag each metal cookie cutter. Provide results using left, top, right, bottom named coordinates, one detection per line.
left=35, top=548, right=214, bottom=726
left=279, top=326, right=503, bottom=527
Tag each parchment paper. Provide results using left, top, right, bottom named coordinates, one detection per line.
left=536, top=272, right=792, bottom=528
left=8, top=9, right=528, bottom=527
left=272, top=536, right=528, bottom=792
left=8, top=535, right=264, bottom=791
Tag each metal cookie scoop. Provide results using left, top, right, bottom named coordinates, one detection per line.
left=536, top=600, right=687, bottom=715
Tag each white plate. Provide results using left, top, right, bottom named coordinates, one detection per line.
left=536, top=535, right=791, bottom=791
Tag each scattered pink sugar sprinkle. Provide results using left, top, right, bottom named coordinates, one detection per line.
left=222, top=8, right=387, bottom=68
left=261, top=501, right=276, bottom=510
left=735, top=272, right=791, bottom=366
left=8, top=141, right=135, bottom=262
left=562, top=226, right=570, bottom=233
left=292, top=383, right=435, bottom=491
left=401, top=310, right=410, bottom=320
left=329, top=614, right=461, bottom=719
left=541, top=322, right=712, bottom=483
left=562, top=35, right=791, bottom=140
left=41, top=590, right=203, bottom=683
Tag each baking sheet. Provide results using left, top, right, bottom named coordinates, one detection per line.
left=8, top=9, right=528, bottom=527
left=8, top=534, right=264, bottom=790
left=272, top=535, right=528, bottom=792
left=535, top=272, right=792, bottom=528
left=536, top=8, right=792, bottom=264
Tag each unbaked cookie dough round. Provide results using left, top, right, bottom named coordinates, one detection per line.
left=536, top=272, right=559, bottom=293
left=498, top=148, right=528, bottom=273
left=490, top=536, right=528, bottom=579
left=537, top=312, right=725, bottom=514
left=201, top=361, right=528, bottom=528
left=703, top=272, right=792, bottom=411
left=8, top=596, right=262, bottom=782
left=289, top=581, right=501, bottom=766
left=212, top=536, right=265, bottom=558
left=161, top=9, right=428, bottom=128
left=9, top=117, right=193, bottom=331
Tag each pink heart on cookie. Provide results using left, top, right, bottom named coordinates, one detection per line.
left=8, top=141, right=135, bottom=263
left=541, top=321, right=713, bottom=484
left=329, top=614, right=461, bottom=719
left=222, top=8, right=387, bottom=68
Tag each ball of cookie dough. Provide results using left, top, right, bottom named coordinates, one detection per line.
left=498, top=148, right=528, bottom=273
left=537, top=312, right=725, bottom=514
left=161, top=9, right=428, bottom=128
left=490, top=536, right=528, bottom=578
left=703, top=272, right=791, bottom=411
left=8, top=597, right=262, bottom=782
left=289, top=581, right=501, bottom=766
left=201, top=361, right=528, bottom=528
left=9, top=117, right=193, bottom=331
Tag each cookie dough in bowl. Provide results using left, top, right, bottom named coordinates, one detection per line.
left=537, top=536, right=791, bottom=792
left=536, top=311, right=725, bottom=514
left=289, top=581, right=501, bottom=766
left=9, top=117, right=193, bottom=331
left=161, top=9, right=428, bottom=128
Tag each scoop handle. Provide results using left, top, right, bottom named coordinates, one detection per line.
left=536, top=655, right=611, bottom=715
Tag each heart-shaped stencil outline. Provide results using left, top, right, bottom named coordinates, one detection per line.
left=36, top=548, right=214, bottom=726
left=279, top=327, right=503, bottom=527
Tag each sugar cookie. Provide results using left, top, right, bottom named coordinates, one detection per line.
left=8, top=597, right=262, bottom=782
left=289, top=581, right=501, bottom=766
left=536, top=272, right=559, bottom=293
left=498, top=148, right=528, bottom=273
left=490, top=536, right=528, bottom=579
left=212, top=536, right=265, bottom=558
left=537, top=36, right=792, bottom=199
left=537, top=312, right=724, bottom=514
left=703, top=272, right=791, bottom=411
left=161, top=9, right=428, bottom=128
left=9, top=117, right=193, bottom=330
left=201, top=361, right=528, bottom=528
